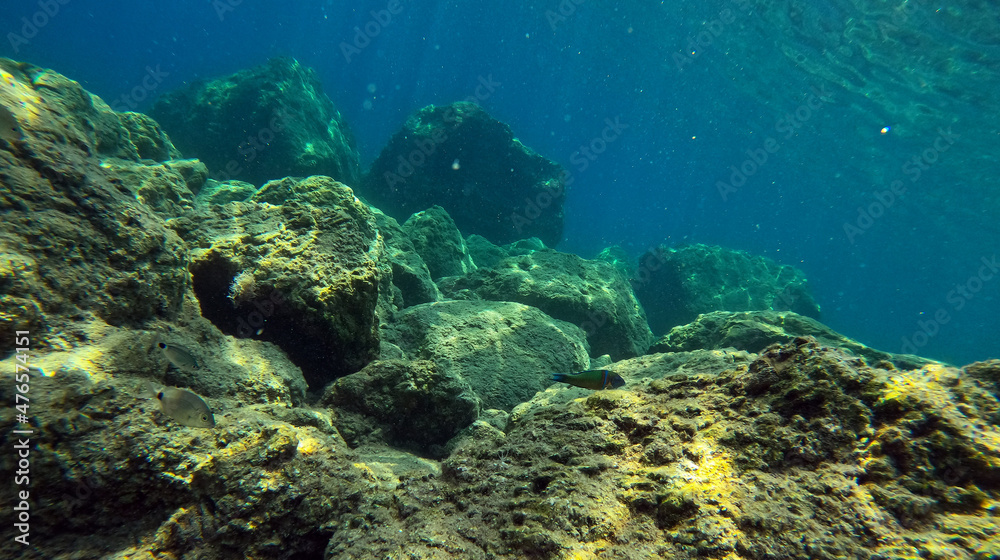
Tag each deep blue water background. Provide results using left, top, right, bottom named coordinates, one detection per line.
left=3, top=0, right=997, bottom=365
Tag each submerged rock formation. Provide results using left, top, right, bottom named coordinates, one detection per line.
left=169, top=176, right=388, bottom=389
left=633, top=243, right=822, bottom=336
left=439, top=249, right=654, bottom=360
left=383, top=300, right=590, bottom=411
left=650, top=310, right=936, bottom=370
left=3, top=59, right=998, bottom=560
left=152, top=57, right=360, bottom=187
left=361, top=102, right=566, bottom=246
left=0, top=58, right=188, bottom=353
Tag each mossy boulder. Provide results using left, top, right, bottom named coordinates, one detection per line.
left=320, top=359, right=479, bottom=457
left=0, top=59, right=189, bottom=354
left=361, top=102, right=566, bottom=246
left=152, top=57, right=360, bottom=187
left=439, top=250, right=653, bottom=360
left=401, top=205, right=476, bottom=280
left=633, top=244, right=821, bottom=336
left=372, top=209, right=440, bottom=308
left=383, top=300, right=590, bottom=411
left=168, top=176, right=388, bottom=389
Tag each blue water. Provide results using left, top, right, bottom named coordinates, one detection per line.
left=3, top=0, right=997, bottom=365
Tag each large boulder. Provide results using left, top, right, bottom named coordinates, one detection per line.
left=151, top=57, right=360, bottom=187
left=360, top=102, right=566, bottom=246
left=0, top=59, right=188, bottom=354
left=402, top=205, right=476, bottom=280
left=371, top=209, right=440, bottom=309
left=384, top=300, right=590, bottom=411
left=320, top=359, right=479, bottom=457
left=167, top=176, right=389, bottom=389
left=633, top=243, right=821, bottom=335
left=439, top=250, right=654, bottom=360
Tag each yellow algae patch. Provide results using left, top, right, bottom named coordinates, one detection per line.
left=296, top=435, right=323, bottom=455
left=0, top=68, right=43, bottom=122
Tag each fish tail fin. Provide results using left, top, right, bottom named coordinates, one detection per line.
left=550, top=373, right=567, bottom=383
left=140, top=380, right=163, bottom=401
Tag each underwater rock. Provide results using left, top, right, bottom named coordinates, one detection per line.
left=383, top=300, right=590, bottom=411
left=466, top=233, right=509, bottom=269
left=439, top=249, right=654, bottom=360
left=168, top=176, right=388, bottom=388
left=195, top=178, right=258, bottom=205
left=361, top=101, right=566, bottom=246
left=151, top=57, right=360, bottom=187
left=0, top=365, right=363, bottom=560
left=372, top=209, right=440, bottom=308
left=330, top=338, right=996, bottom=560
left=650, top=310, right=935, bottom=370
left=96, top=158, right=197, bottom=216
left=401, top=205, right=476, bottom=280
left=320, top=359, right=479, bottom=457
left=633, top=243, right=822, bottom=336
left=0, top=59, right=189, bottom=354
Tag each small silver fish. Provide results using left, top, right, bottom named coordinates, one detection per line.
left=148, top=385, right=215, bottom=428
left=0, top=105, right=23, bottom=145
left=158, top=342, right=199, bottom=369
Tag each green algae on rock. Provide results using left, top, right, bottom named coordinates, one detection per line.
left=439, top=249, right=654, bottom=360
left=634, top=243, right=822, bottom=336
left=321, top=359, right=479, bottom=457
left=0, top=59, right=189, bottom=354
left=152, top=57, right=360, bottom=187
left=650, top=310, right=935, bottom=370
left=361, top=101, right=566, bottom=246
left=383, top=300, right=591, bottom=411
left=402, top=205, right=477, bottom=280
left=170, top=176, right=388, bottom=388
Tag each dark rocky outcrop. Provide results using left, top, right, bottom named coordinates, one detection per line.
left=168, top=176, right=388, bottom=389
left=360, top=102, right=566, bottom=246
left=633, top=243, right=822, bottom=336
left=0, top=58, right=188, bottom=353
left=152, top=57, right=360, bottom=187
left=320, top=359, right=479, bottom=457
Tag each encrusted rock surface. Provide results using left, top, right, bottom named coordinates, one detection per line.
left=0, top=58, right=188, bottom=354
left=321, top=359, right=479, bottom=457
left=651, top=310, right=935, bottom=370
left=168, top=176, right=387, bottom=389
left=383, top=300, right=591, bottom=411
left=439, top=249, right=653, bottom=360
left=361, top=101, right=566, bottom=246
left=152, top=57, right=360, bottom=187
left=633, top=243, right=822, bottom=336
left=402, top=205, right=476, bottom=280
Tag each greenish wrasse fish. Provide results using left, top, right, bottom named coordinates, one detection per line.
left=551, top=369, right=626, bottom=390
